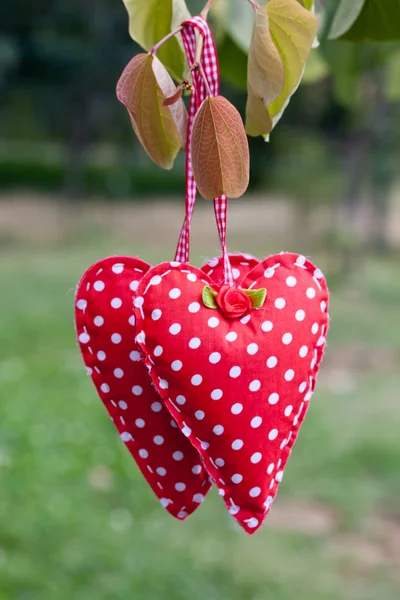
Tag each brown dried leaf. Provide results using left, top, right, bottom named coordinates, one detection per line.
left=191, top=96, right=250, bottom=200
left=116, top=53, right=188, bottom=169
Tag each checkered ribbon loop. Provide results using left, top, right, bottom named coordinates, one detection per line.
left=173, top=16, right=234, bottom=286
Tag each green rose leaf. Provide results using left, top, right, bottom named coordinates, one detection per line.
left=329, top=0, right=400, bottom=42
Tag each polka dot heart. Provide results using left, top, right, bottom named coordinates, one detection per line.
left=134, top=253, right=329, bottom=534
left=75, top=256, right=212, bottom=520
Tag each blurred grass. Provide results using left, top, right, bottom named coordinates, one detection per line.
left=0, top=243, right=399, bottom=600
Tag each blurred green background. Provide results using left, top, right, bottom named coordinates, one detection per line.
left=1, top=1, right=400, bottom=599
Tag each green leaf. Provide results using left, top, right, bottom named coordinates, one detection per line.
left=302, top=49, right=330, bottom=84
left=243, top=288, right=267, bottom=309
left=331, top=0, right=400, bottom=42
left=212, top=0, right=255, bottom=52
left=122, top=0, right=186, bottom=80
left=219, top=35, right=248, bottom=91
left=202, top=286, right=218, bottom=309
left=300, top=0, right=315, bottom=9
left=117, top=54, right=187, bottom=169
left=328, top=0, right=366, bottom=39
left=386, top=50, right=400, bottom=101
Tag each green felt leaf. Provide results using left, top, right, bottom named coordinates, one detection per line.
left=328, top=0, right=366, bottom=39
left=243, top=288, right=267, bottom=309
left=202, top=286, right=218, bottom=309
left=122, top=0, right=186, bottom=80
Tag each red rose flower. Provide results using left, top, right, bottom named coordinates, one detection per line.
left=215, top=284, right=252, bottom=320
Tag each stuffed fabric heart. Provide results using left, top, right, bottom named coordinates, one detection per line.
left=75, top=256, right=211, bottom=520
left=134, top=253, right=329, bottom=534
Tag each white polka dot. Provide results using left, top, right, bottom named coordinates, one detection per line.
left=285, top=369, right=295, bottom=381
left=295, top=255, right=306, bottom=267
left=251, top=452, right=262, bottom=464
left=154, top=345, right=163, bottom=357
left=280, top=439, right=287, bottom=450
left=267, top=463, right=274, bottom=475
left=229, top=505, right=240, bottom=515
left=213, top=425, right=224, bottom=435
left=314, top=268, right=323, bottom=279
left=100, top=383, right=110, bottom=393
left=264, top=267, right=275, bottom=278
left=268, top=393, right=279, bottom=405
left=189, top=337, right=201, bottom=349
left=251, top=416, right=262, bottom=428
left=268, top=428, right=278, bottom=440
left=170, top=420, right=178, bottom=428
left=171, top=360, right=182, bottom=371
left=232, top=268, right=240, bottom=280
left=305, top=391, right=313, bottom=402
left=129, top=351, right=141, bottom=362
left=114, top=368, right=124, bottom=379
left=306, top=288, right=316, bottom=299
left=153, top=435, right=164, bottom=445
left=286, top=276, right=297, bottom=287
left=94, top=281, right=105, bottom=292
left=249, top=487, right=261, bottom=498
left=209, top=352, right=221, bottom=364
left=295, top=309, right=305, bottom=322
left=139, top=449, right=149, bottom=459
left=312, top=323, right=319, bottom=335
left=128, top=315, right=135, bottom=326
left=94, top=316, right=104, bottom=327
left=192, top=465, right=202, bottom=475
left=169, top=288, right=181, bottom=299
left=215, top=458, right=225, bottom=467
left=247, top=518, right=259, bottom=529
left=97, top=351, right=106, bottom=361
left=173, top=451, right=183, bottom=461
left=275, top=298, right=286, bottom=309
left=118, top=401, right=128, bottom=410
left=151, top=402, right=162, bottom=413
left=282, top=333, right=293, bottom=345
left=231, top=403, right=243, bottom=414
left=150, top=275, right=162, bottom=286
left=261, top=321, right=273, bottom=332
left=321, top=301, right=327, bottom=312
left=135, top=331, right=145, bottom=345
left=159, top=379, right=168, bottom=390
left=151, top=309, right=162, bottom=321
left=79, top=332, right=90, bottom=344
left=299, top=381, right=307, bottom=393
left=132, top=385, right=143, bottom=396
left=229, top=366, right=241, bottom=378
left=187, top=273, right=197, bottom=282
left=191, top=374, right=203, bottom=386
left=208, top=317, right=219, bottom=328
left=111, top=333, right=122, bottom=344
left=232, top=474, right=243, bottom=484
left=156, top=467, right=166, bottom=476
left=111, top=298, right=122, bottom=309
left=317, top=336, right=326, bottom=347
left=188, top=302, right=200, bottom=313
left=170, top=261, right=180, bottom=267
left=240, top=314, right=251, bottom=325
left=310, top=357, right=316, bottom=369
left=135, top=418, right=145, bottom=428
left=275, top=471, right=284, bottom=482
left=267, top=356, right=278, bottom=368
left=86, top=367, right=93, bottom=376
left=226, top=331, right=237, bottom=342
left=247, top=343, right=258, bottom=355
left=232, top=439, right=244, bottom=450
left=249, top=380, right=261, bottom=392
left=195, top=410, right=205, bottom=420
left=285, top=405, right=293, bottom=417
left=112, top=263, right=124, bottom=274
left=120, top=432, right=132, bottom=442
left=211, top=389, right=223, bottom=400
left=160, top=498, right=171, bottom=508
left=299, top=345, right=308, bottom=358
left=193, top=493, right=205, bottom=503
left=169, top=323, right=181, bottom=335
left=176, top=395, right=186, bottom=405
left=76, top=299, right=87, bottom=310
left=134, top=296, right=144, bottom=308
left=130, top=280, right=139, bottom=292
left=174, top=482, right=185, bottom=492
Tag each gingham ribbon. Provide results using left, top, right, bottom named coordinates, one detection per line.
left=174, top=16, right=234, bottom=286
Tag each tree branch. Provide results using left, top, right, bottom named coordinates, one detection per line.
left=150, top=26, right=183, bottom=55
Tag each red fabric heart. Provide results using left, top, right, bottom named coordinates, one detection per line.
left=134, top=253, right=329, bottom=534
left=75, top=256, right=211, bottom=520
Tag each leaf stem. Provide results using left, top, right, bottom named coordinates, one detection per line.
left=197, top=62, right=212, bottom=97
left=150, top=26, right=183, bottom=55
left=247, top=0, right=260, bottom=11
left=201, top=0, right=216, bottom=19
